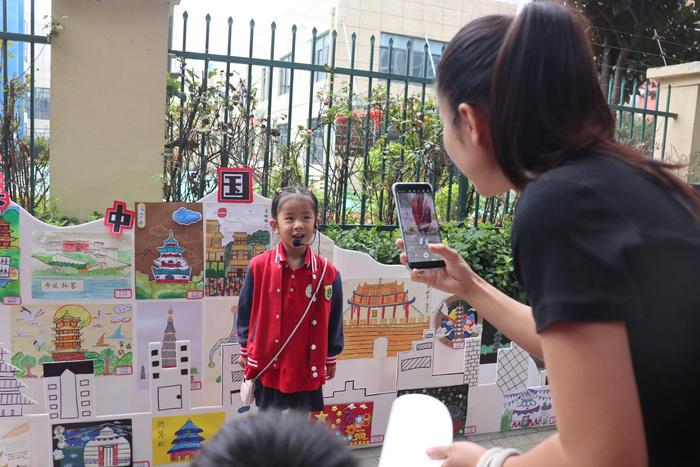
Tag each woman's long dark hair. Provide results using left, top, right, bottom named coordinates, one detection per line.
left=437, top=1, right=700, bottom=216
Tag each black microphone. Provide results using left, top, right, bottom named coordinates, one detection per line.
left=292, top=229, right=317, bottom=247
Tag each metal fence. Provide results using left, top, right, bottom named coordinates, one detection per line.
left=0, top=3, right=678, bottom=225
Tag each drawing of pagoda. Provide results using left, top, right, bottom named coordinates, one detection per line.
left=0, top=345, right=37, bottom=417
left=0, top=218, right=16, bottom=248
left=161, top=308, right=177, bottom=368
left=167, top=418, right=204, bottom=461
left=347, top=281, right=416, bottom=324
left=151, top=230, right=192, bottom=283
left=52, top=312, right=87, bottom=362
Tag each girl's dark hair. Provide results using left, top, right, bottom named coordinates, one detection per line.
left=191, top=411, right=358, bottom=467
left=437, top=1, right=700, bottom=216
left=271, top=186, right=319, bottom=220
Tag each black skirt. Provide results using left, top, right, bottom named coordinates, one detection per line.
left=254, top=379, right=324, bottom=412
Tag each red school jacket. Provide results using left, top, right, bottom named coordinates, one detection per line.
left=236, top=243, right=344, bottom=393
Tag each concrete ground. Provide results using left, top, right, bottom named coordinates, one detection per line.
left=354, top=426, right=556, bottom=466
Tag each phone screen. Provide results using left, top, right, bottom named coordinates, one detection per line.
left=394, top=184, right=445, bottom=268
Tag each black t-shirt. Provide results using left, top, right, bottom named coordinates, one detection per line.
left=512, top=152, right=700, bottom=465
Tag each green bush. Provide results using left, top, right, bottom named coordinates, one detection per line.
left=322, top=220, right=526, bottom=303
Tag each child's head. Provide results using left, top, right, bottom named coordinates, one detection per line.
left=270, top=186, right=319, bottom=251
left=436, top=2, right=613, bottom=193
left=191, top=411, right=359, bottom=467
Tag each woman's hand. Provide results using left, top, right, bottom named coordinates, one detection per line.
left=396, top=239, right=478, bottom=298
left=427, top=441, right=487, bottom=467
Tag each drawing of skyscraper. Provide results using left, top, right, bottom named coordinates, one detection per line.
left=161, top=308, right=177, bottom=368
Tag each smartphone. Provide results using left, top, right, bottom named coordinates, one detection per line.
left=392, top=182, right=446, bottom=269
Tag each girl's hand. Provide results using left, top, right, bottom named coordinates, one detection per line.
left=427, top=442, right=486, bottom=467
left=396, top=239, right=478, bottom=298
left=238, top=355, right=248, bottom=369
left=326, top=365, right=336, bottom=380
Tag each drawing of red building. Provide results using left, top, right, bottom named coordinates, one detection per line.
left=347, top=281, right=416, bottom=324
left=52, top=315, right=86, bottom=361
left=0, top=219, right=14, bottom=248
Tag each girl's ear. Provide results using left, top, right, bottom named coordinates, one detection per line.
left=269, top=218, right=278, bottom=234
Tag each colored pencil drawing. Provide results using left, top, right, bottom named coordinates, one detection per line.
left=0, top=420, right=32, bottom=465
left=397, top=384, right=469, bottom=435
left=204, top=203, right=270, bottom=297
left=10, top=304, right=133, bottom=378
left=203, top=300, right=238, bottom=385
left=0, top=206, right=20, bottom=302
left=135, top=203, right=204, bottom=300
left=434, top=296, right=479, bottom=350
left=501, top=386, right=555, bottom=431
left=52, top=419, right=132, bottom=467
left=341, top=278, right=431, bottom=360
left=311, top=402, right=374, bottom=446
left=136, top=301, right=203, bottom=391
left=31, top=231, right=132, bottom=300
left=151, top=412, right=225, bottom=465
left=480, top=319, right=511, bottom=364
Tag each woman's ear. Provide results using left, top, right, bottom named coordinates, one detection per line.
left=457, top=103, right=490, bottom=148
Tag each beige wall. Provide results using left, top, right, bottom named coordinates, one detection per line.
left=50, top=0, right=175, bottom=220
left=647, top=62, right=700, bottom=182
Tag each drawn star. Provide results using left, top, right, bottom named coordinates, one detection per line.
left=331, top=424, right=336, bottom=430
left=336, top=418, right=342, bottom=424
left=331, top=405, right=339, bottom=412
left=315, top=412, right=328, bottom=422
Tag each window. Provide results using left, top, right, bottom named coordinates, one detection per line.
left=34, top=87, right=50, bottom=120
left=314, top=32, right=329, bottom=82
left=279, top=54, right=292, bottom=95
left=379, top=33, right=446, bottom=79
left=278, top=123, right=289, bottom=158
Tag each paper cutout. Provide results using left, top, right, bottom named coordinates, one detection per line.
left=496, top=344, right=529, bottom=394
left=11, top=304, right=133, bottom=378
left=149, top=340, right=192, bottom=414
left=217, top=167, right=253, bottom=203
left=397, top=384, right=469, bottom=436
left=151, top=412, right=225, bottom=465
left=51, top=419, right=132, bottom=466
left=311, top=401, right=374, bottom=446
left=104, top=200, right=135, bottom=237
left=43, top=360, right=96, bottom=421
left=463, top=336, right=481, bottom=387
left=136, top=302, right=202, bottom=391
left=434, top=297, right=479, bottom=349
left=31, top=231, right=132, bottom=300
left=134, top=203, right=204, bottom=300
left=0, top=420, right=32, bottom=465
left=204, top=202, right=270, bottom=297
left=0, top=345, right=37, bottom=417
left=0, top=205, right=20, bottom=304
left=480, top=319, right=511, bottom=364
left=342, top=279, right=430, bottom=360
left=501, top=386, right=555, bottom=431
left=204, top=301, right=237, bottom=386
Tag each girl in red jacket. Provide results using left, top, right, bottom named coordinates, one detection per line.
left=236, top=186, right=344, bottom=412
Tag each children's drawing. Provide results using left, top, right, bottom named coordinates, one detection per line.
left=501, top=386, right=555, bottom=431
left=204, top=203, right=270, bottom=297
left=135, top=203, right=204, bottom=300
left=496, top=344, right=529, bottom=394
left=311, top=402, right=374, bottom=446
left=136, top=302, right=203, bottom=391
left=397, top=384, right=469, bottom=435
left=0, top=419, right=32, bottom=465
left=10, top=304, right=133, bottom=378
left=104, top=200, right=135, bottom=238
left=51, top=419, right=132, bottom=466
left=0, top=205, right=20, bottom=303
left=31, top=231, right=133, bottom=300
left=151, top=412, right=225, bottom=465
left=434, top=296, right=479, bottom=349
left=480, top=319, right=511, bottom=364
left=43, top=360, right=96, bottom=421
left=0, top=345, right=37, bottom=417
left=204, top=301, right=238, bottom=385
left=342, top=278, right=431, bottom=360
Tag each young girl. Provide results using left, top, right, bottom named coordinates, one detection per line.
left=401, top=2, right=700, bottom=467
left=236, top=186, right=343, bottom=412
